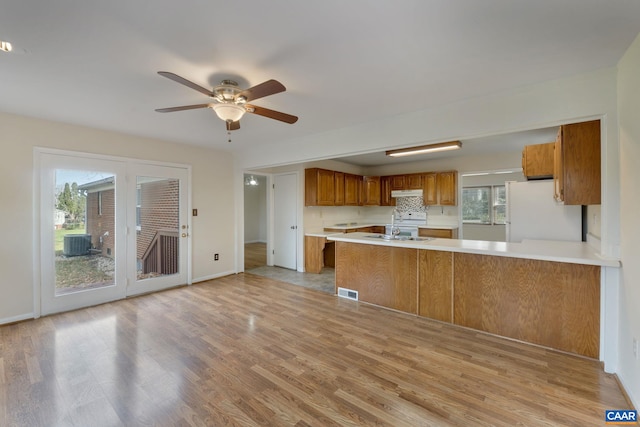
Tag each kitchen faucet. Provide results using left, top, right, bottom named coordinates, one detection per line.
left=390, top=208, right=401, bottom=237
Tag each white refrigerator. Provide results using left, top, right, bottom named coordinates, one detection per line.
left=505, top=180, right=582, bottom=243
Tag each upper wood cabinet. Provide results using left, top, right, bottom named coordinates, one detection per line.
left=305, top=168, right=335, bottom=206
left=554, top=120, right=601, bottom=205
left=438, top=171, right=457, bottom=206
left=334, top=172, right=345, bottom=206
left=423, top=171, right=457, bottom=206
left=405, top=173, right=423, bottom=189
left=389, top=174, right=423, bottom=191
left=522, top=142, right=554, bottom=180
left=390, top=175, right=405, bottom=190
left=423, top=173, right=438, bottom=205
left=362, top=176, right=381, bottom=206
left=380, top=176, right=395, bottom=206
left=344, top=173, right=361, bottom=206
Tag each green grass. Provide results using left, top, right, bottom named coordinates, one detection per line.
left=55, top=255, right=113, bottom=289
left=54, top=227, right=86, bottom=252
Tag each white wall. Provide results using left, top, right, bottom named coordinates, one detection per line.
left=243, top=175, right=267, bottom=243
left=616, top=32, right=640, bottom=408
left=0, top=112, right=236, bottom=323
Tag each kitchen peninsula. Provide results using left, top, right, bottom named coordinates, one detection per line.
left=327, top=232, right=619, bottom=359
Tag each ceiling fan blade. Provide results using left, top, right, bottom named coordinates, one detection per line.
left=155, top=104, right=211, bottom=113
left=246, top=105, right=298, bottom=124
left=239, top=79, right=286, bottom=102
left=157, top=71, right=214, bottom=97
left=226, top=120, right=240, bottom=131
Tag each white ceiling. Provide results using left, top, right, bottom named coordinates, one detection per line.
left=2, top=1, right=639, bottom=162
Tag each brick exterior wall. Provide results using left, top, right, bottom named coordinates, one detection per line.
left=83, top=180, right=179, bottom=263
left=136, top=179, right=180, bottom=261
left=85, top=189, right=115, bottom=257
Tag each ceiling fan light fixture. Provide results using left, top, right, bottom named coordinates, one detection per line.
left=212, top=103, right=246, bottom=122
left=386, top=141, right=462, bottom=157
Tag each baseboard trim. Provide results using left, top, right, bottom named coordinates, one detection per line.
left=192, top=270, right=236, bottom=284
left=614, top=373, right=639, bottom=410
left=0, top=312, right=35, bottom=326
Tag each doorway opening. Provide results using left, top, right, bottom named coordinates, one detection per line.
left=243, top=174, right=268, bottom=270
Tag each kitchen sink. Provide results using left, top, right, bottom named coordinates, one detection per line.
left=364, top=234, right=434, bottom=242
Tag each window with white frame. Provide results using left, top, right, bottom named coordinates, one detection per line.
left=462, top=185, right=506, bottom=225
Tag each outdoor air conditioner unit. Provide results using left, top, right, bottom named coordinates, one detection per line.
left=63, top=234, right=92, bottom=256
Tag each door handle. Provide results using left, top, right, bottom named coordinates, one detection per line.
left=290, top=225, right=297, bottom=230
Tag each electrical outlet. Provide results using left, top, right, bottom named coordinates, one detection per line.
left=634, top=338, right=639, bottom=360
left=214, top=253, right=219, bottom=261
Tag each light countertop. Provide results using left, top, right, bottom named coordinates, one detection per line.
left=321, top=223, right=382, bottom=230
left=326, top=232, right=620, bottom=267
left=319, top=223, right=459, bottom=230
left=418, top=225, right=458, bottom=230
left=305, top=231, right=343, bottom=238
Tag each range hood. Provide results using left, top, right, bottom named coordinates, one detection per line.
left=391, top=189, right=423, bottom=198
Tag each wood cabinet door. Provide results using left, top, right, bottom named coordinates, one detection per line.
left=554, top=127, right=563, bottom=202
left=362, top=176, right=381, bottom=206
left=561, top=120, right=601, bottom=205
left=370, top=225, right=386, bottom=234
left=334, top=171, right=345, bottom=206
left=344, top=173, right=360, bottom=205
left=438, top=171, right=457, bottom=206
left=305, top=168, right=335, bottom=206
left=418, top=250, right=453, bottom=322
left=390, top=175, right=405, bottom=190
left=523, top=142, right=554, bottom=179
left=418, top=228, right=453, bottom=238
left=380, top=176, right=395, bottom=206
left=405, top=173, right=423, bottom=189
left=423, top=173, right=438, bottom=205
left=316, top=169, right=335, bottom=205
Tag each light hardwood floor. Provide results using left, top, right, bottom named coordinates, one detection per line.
left=0, top=273, right=631, bottom=426
left=245, top=242, right=267, bottom=269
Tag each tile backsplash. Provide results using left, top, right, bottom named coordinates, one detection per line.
left=395, top=196, right=426, bottom=212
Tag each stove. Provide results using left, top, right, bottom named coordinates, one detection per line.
left=385, top=211, right=426, bottom=237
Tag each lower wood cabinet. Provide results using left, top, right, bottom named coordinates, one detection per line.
left=333, top=241, right=601, bottom=358
left=418, top=228, right=458, bottom=239
left=335, top=242, right=418, bottom=313
left=304, top=236, right=335, bottom=274
left=453, top=253, right=600, bottom=358
left=418, top=250, right=453, bottom=322
left=323, top=225, right=385, bottom=234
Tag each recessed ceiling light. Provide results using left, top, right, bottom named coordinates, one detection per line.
left=0, top=40, right=12, bottom=53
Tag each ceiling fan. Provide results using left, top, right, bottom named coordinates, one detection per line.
left=155, top=71, right=298, bottom=132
